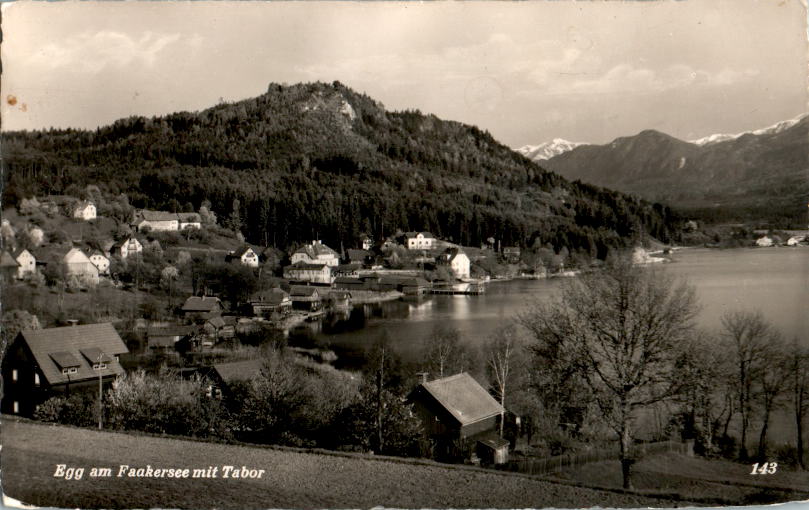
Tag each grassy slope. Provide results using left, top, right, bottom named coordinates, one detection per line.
left=547, top=453, right=809, bottom=505
left=2, top=419, right=685, bottom=510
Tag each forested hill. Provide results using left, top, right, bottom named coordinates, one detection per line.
left=2, top=81, right=678, bottom=257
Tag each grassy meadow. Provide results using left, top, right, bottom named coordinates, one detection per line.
left=2, top=418, right=690, bottom=509
left=547, top=453, right=809, bottom=505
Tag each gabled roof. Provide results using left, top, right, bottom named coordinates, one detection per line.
left=89, top=250, right=109, bottom=260
left=334, top=276, right=364, bottom=285
left=17, top=323, right=128, bottom=385
left=405, top=231, right=435, bottom=239
left=290, top=286, right=321, bottom=298
left=293, top=241, right=339, bottom=259
left=417, top=372, right=504, bottom=427
left=111, top=237, right=141, bottom=250
left=250, top=288, right=290, bottom=305
left=73, top=200, right=95, bottom=211
left=147, top=325, right=195, bottom=338
left=177, top=212, right=201, bottom=222
left=63, top=248, right=92, bottom=264
left=182, top=296, right=221, bottom=312
left=232, top=245, right=257, bottom=258
left=212, top=358, right=266, bottom=384
left=206, top=316, right=226, bottom=329
left=445, top=247, right=468, bottom=263
left=12, top=248, right=33, bottom=260
left=0, top=250, right=20, bottom=268
left=138, top=210, right=179, bottom=222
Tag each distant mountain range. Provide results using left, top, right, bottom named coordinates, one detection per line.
left=516, top=139, right=583, bottom=161
left=521, top=114, right=808, bottom=226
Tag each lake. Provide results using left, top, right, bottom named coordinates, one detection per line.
left=294, top=247, right=808, bottom=368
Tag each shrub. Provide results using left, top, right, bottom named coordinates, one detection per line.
left=34, top=393, right=98, bottom=427
left=106, top=369, right=230, bottom=438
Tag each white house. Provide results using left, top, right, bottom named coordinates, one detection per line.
left=177, top=213, right=202, bottom=230
left=787, top=236, right=806, bottom=246
left=405, top=232, right=435, bottom=250
left=72, top=201, right=96, bottom=221
left=89, top=251, right=110, bottom=275
left=111, top=237, right=143, bottom=259
left=291, top=240, right=340, bottom=267
left=283, top=261, right=334, bottom=284
left=229, top=246, right=259, bottom=268
left=12, top=248, right=36, bottom=279
left=442, top=248, right=470, bottom=279
left=756, top=236, right=774, bottom=247
left=135, top=210, right=179, bottom=232
left=361, top=236, right=373, bottom=251
left=64, top=248, right=99, bottom=285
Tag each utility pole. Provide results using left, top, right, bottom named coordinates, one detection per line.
left=97, top=353, right=103, bottom=430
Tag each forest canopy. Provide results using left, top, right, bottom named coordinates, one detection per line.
left=2, top=81, right=678, bottom=256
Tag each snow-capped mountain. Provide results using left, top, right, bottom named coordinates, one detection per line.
left=516, top=138, right=583, bottom=161
left=690, top=112, right=809, bottom=146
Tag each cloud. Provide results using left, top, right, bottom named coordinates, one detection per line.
left=548, top=63, right=761, bottom=97
left=28, top=31, right=194, bottom=74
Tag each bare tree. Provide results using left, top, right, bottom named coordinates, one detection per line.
left=756, top=337, right=788, bottom=461
left=722, top=310, right=778, bottom=460
left=672, top=331, right=734, bottom=452
left=421, top=324, right=475, bottom=379
left=521, top=255, right=698, bottom=489
left=788, top=339, right=809, bottom=469
left=484, top=325, right=523, bottom=437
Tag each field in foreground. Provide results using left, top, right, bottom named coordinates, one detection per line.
left=2, top=419, right=686, bottom=510
left=547, top=453, right=809, bottom=506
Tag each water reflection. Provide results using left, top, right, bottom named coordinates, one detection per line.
left=294, top=248, right=808, bottom=370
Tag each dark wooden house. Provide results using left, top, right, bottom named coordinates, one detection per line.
left=408, top=372, right=508, bottom=465
left=289, top=286, right=323, bottom=311
left=249, top=288, right=292, bottom=318
left=202, top=358, right=266, bottom=399
left=181, top=296, right=222, bottom=319
left=1, top=323, right=129, bottom=417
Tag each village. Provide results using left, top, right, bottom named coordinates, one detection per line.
left=0, top=190, right=549, bottom=467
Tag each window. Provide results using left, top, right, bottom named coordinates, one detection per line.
left=12, top=369, right=17, bottom=382
left=13, top=401, right=19, bottom=414
left=34, top=373, right=40, bottom=386
left=92, top=363, right=107, bottom=370
left=69, top=367, right=78, bottom=374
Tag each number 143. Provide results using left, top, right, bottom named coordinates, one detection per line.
left=750, top=462, right=777, bottom=475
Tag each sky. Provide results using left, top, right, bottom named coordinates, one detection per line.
left=2, top=1, right=807, bottom=148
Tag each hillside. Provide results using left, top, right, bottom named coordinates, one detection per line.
left=540, top=116, right=809, bottom=227
left=2, top=419, right=686, bottom=509
left=2, top=82, right=678, bottom=257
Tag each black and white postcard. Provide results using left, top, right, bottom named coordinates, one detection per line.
left=1, top=1, right=808, bottom=508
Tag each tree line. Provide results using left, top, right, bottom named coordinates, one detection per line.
left=3, top=81, right=681, bottom=259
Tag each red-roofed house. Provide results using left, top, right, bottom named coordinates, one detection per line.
left=1, top=323, right=128, bottom=416
left=409, top=372, right=508, bottom=465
